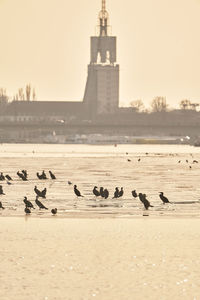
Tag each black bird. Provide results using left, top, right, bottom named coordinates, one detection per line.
left=5, top=174, right=12, bottom=181
left=41, top=188, right=47, bottom=198
left=178, top=160, right=181, bottom=163
left=186, top=160, right=189, bottom=163
left=142, top=194, right=154, bottom=210
left=23, top=196, right=35, bottom=209
left=193, top=160, right=198, bottom=164
left=24, top=207, right=31, bottom=214
left=49, top=170, right=56, bottom=180
left=93, top=186, right=100, bottom=197
left=138, top=158, right=141, bottom=162
left=51, top=208, right=57, bottom=215
left=118, top=187, right=124, bottom=198
left=132, top=190, right=138, bottom=198
left=74, top=185, right=84, bottom=197
left=0, top=172, right=5, bottom=181
left=100, top=187, right=105, bottom=198
left=17, top=171, right=27, bottom=181
left=68, top=181, right=72, bottom=185
left=36, top=172, right=45, bottom=180
left=22, top=170, right=28, bottom=178
left=138, top=193, right=145, bottom=204
left=159, top=192, right=170, bottom=204
left=34, top=186, right=46, bottom=198
left=0, top=185, right=5, bottom=195
left=113, top=187, right=119, bottom=199
left=0, top=201, right=5, bottom=209
left=127, top=159, right=131, bottom=162
left=42, top=170, right=47, bottom=179
left=35, top=196, right=48, bottom=209
left=104, top=189, right=109, bottom=199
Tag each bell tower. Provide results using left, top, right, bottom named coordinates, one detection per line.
left=83, top=0, right=119, bottom=117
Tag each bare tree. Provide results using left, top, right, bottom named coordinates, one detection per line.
left=179, top=99, right=191, bottom=110
left=32, top=88, right=36, bottom=101
left=26, top=84, right=31, bottom=101
left=130, top=99, right=145, bottom=112
left=18, top=88, right=25, bottom=101
left=151, top=96, right=168, bottom=112
left=189, top=103, right=199, bottom=111
left=0, top=88, right=9, bottom=103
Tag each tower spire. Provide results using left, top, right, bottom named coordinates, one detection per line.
left=99, top=0, right=109, bottom=36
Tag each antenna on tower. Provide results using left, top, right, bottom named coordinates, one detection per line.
left=98, top=0, right=109, bottom=36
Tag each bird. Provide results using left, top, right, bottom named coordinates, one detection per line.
left=142, top=194, right=154, bottom=210
left=112, top=187, right=119, bottom=199
left=17, top=171, right=27, bottom=181
left=51, top=208, right=57, bottom=215
left=0, top=201, right=5, bottom=209
left=35, top=196, right=48, bottom=209
left=24, top=207, right=31, bottom=214
left=100, top=187, right=105, bottom=198
left=34, top=186, right=46, bottom=198
left=193, top=160, right=198, bottom=164
left=42, top=170, right=47, bottom=179
left=49, top=170, right=56, bottom=180
left=0, top=185, right=5, bottom=195
left=118, top=187, right=124, bottom=198
left=138, top=158, right=141, bottom=162
left=36, top=172, right=45, bottom=180
left=93, top=186, right=100, bottom=197
left=68, top=181, right=72, bottom=185
left=178, top=160, right=181, bottom=163
left=41, top=188, right=47, bottom=198
left=103, top=189, right=109, bottom=199
left=132, top=190, right=138, bottom=198
left=127, top=159, right=131, bottom=162
left=0, top=173, right=5, bottom=181
left=22, top=170, right=28, bottom=178
left=5, top=174, right=12, bottom=181
left=74, top=185, right=84, bottom=197
left=23, top=196, right=35, bottom=209
left=186, top=160, right=189, bottom=163
left=159, top=192, right=170, bottom=204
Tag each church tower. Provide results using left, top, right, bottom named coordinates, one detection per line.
left=83, top=0, right=119, bottom=117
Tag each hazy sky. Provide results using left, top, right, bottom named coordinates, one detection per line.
left=0, top=0, right=200, bottom=108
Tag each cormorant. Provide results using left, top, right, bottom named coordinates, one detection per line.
left=68, top=181, right=72, bottom=185
left=5, top=174, right=12, bottom=181
left=159, top=192, right=170, bottom=204
left=142, top=194, right=154, bottom=210
left=34, top=186, right=46, bottom=198
left=118, top=187, right=124, bottom=198
left=0, top=173, right=5, bottom=181
left=0, top=185, right=5, bottom=195
left=100, top=187, right=105, bottom=198
left=49, top=170, right=56, bottom=180
left=104, top=189, right=109, bottom=199
left=0, top=201, right=5, bottom=209
left=23, top=196, right=35, bottom=209
left=17, top=171, right=27, bottom=181
left=24, top=207, right=31, bottom=214
left=93, top=186, right=100, bottom=197
left=51, top=208, right=57, bottom=215
left=132, top=190, right=138, bottom=198
left=74, top=185, right=84, bottom=197
left=35, top=196, right=48, bottom=209
left=112, top=187, right=119, bottom=199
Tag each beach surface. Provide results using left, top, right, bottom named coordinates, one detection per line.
left=1, top=217, right=200, bottom=300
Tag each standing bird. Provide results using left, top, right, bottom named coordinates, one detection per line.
left=34, top=186, right=46, bottom=198
left=0, top=201, right=5, bottom=209
left=112, top=187, right=119, bottom=199
left=118, top=187, right=124, bottom=198
left=35, top=196, right=48, bottom=209
left=5, top=174, right=12, bottom=181
left=51, top=208, right=57, bottom=215
left=104, top=189, right=109, bottom=199
left=23, top=196, right=35, bottom=209
left=0, top=185, right=5, bottom=195
left=24, top=207, right=31, bottom=214
left=93, top=186, right=100, bottom=197
left=0, top=173, right=5, bottom=181
left=68, top=181, right=72, bottom=185
left=159, top=192, right=170, bottom=204
left=17, top=171, right=27, bottom=181
left=142, top=194, right=154, bottom=210
left=49, top=170, right=56, bottom=180
left=132, top=190, right=138, bottom=198
left=74, top=185, right=84, bottom=197
left=100, top=187, right=105, bottom=198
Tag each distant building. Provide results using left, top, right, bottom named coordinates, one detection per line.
left=83, top=0, right=119, bottom=117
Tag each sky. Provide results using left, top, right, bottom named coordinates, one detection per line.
left=0, top=0, right=200, bottom=108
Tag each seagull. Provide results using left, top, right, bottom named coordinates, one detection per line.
left=35, top=196, right=48, bottom=209
left=74, top=185, right=84, bottom=197
left=51, top=208, right=57, bottom=215
left=159, top=192, right=170, bottom=204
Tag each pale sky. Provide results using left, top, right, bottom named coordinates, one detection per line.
left=0, top=0, right=200, bottom=108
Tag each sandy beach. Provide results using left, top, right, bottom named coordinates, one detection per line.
left=1, top=217, right=200, bottom=300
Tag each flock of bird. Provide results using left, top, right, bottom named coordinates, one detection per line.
left=0, top=167, right=172, bottom=215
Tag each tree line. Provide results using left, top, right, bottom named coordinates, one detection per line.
left=0, top=84, right=36, bottom=103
